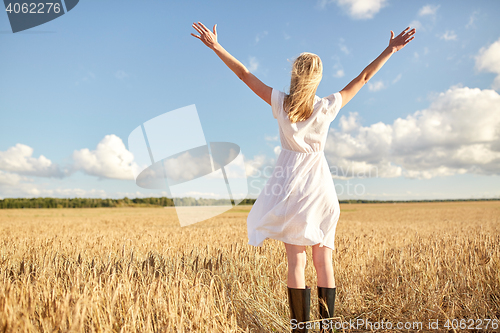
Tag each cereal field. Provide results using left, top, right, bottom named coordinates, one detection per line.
left=0, top=201, right=499, bottom=332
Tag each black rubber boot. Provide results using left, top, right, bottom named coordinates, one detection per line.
left=318, top=286, right=336, bottom=332
left=287, top=286, right=311, bottom=332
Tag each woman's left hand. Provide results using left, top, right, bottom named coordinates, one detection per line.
left=191, top=22, right=218, bottom=50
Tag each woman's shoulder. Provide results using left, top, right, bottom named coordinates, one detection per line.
left=272, top=88, right=288, bottom=99
left=271, top=88, right=288, bottom=119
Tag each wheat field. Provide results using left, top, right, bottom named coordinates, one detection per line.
left=0, top=201, right=499, bottom=332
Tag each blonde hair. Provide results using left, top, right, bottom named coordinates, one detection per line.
left=283, top=52, right=323, bottom=123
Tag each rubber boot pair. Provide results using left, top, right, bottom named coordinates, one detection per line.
left=318, top=286, right=336, bottom=333
left=287, top=286, right=311, bottom=332
left=287, top=286, right=336, bottom=332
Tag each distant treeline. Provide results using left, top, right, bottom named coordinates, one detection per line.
left=0, top=197, right=498, bottom=209
left=0, top=197, right=257, bottom=209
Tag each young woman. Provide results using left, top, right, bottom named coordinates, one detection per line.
left=191, top=22, right=415, bottom=332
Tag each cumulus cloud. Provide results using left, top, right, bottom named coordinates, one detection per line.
left=367, top=80, right=385, bottom=92
left=409, top=20, right=423, bottom=31
left=0, top=177, right=108, bottom=198
left=325, top=86, right=500, bottom=179
left=0, top=170, right=31, bottom=186
left=72, top=134, right=138, bottom=180
left=0, top=144, right=66, bottom=178
left=245, top=154, right=268, bottom=177
left=318, top=0, right=387, bottom=20
left=273, top=145, right=282, bottom=157
left=418, top=4, right=439, bottom=16
left=162, top=150, right=213, bottom=183
left=439, top=30, right=457, bottom=41
left=410, top=4, right=438, bottom=31
left=244, top=150, right=282, bottom=180
left=244, top=146, right=284, bottom=181
left=475, top=38, right=500, bottom=91
left=36, top=188, right=108, bottom=198
left=339, top=112, right=361, bottom=133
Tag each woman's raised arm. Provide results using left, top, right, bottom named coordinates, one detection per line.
left=191, top=22, right=272, bottom=106
left=339, top=27, right=416, bottom=109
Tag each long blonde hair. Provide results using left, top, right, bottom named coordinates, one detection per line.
left=283, top=52, right=323, bottom=123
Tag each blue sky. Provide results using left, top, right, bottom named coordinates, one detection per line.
left=1, top=0, right=499, bottom=201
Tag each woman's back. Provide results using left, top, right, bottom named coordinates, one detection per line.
left=272, top=88, right=343, bottom=153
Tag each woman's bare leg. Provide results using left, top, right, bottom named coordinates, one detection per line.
left=312, top=243, right=335, bottom=288
left=284, top=242, right=307, bottom=288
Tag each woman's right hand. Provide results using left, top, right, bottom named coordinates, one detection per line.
left=388, top=27, right=416, bottom=52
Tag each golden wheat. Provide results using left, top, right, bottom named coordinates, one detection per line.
left=0, top=201, right=499, bottom=332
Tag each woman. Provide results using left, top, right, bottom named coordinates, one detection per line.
left=191, top=22, right=415, bottom=332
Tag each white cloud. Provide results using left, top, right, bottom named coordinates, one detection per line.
left=439, top=30, right=457, bottom=41
left=409, top=20, right=423, bottom=31
left=115, top=191, right=169, bottom=199
left=325, top=86, right=500, bottom=179
left=0, top=178, right=108, bottom=198
left=0, top=144, right=65, bottom=178
left=418, top=4, right=439, bottom=16
left=333, top=69, right=345, bottom=78
left=466, top=11, right=479, bottom=29
left=411, top=4, right=439, bottom=31
left=318, top=0, right=387, bottom=20
left=284, top=32, right=291, bottom=40
left=0, top=170, right=31, bottom=186
left=245, top=154, right=268, bottom=177
left=162, top=150, right=213, bottom=183
left=273, top=146, right=282, bottom=157
left=46, top=188, right=108, bottom=198
left=367, top=80, right=385, bottom=92
left=115, top=70, right=129, bottom=79
left=265, top=135, right=279, bottom=141
left=247, top=56, right=259, bottom=72
left=339, top=112, right=361, bottom=132
left=475, top=38, right=500, bottom=91
left=72, top=134, right=137, bottom=180
left=392, top=73, right=402, bottom=84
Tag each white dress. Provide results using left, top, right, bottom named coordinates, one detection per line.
left=247, top=88, right=343, bottom=250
